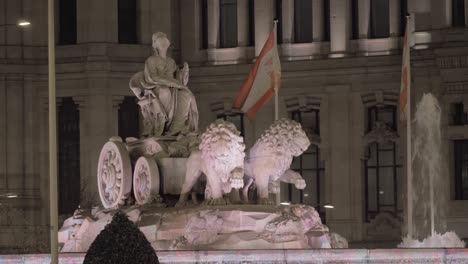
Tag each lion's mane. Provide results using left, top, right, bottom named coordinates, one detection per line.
left=199, top=119, right=245, bottom=182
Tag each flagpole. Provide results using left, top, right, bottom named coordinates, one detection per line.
left=273, top=19, right=279, bottom=121
left=48, top=0, right=59, bottom=262
left=405, top=14, right=413, bottom=239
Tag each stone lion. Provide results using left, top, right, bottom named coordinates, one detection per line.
left=176, top=120, right=245, bottom=206
left=243, top=119, right=310, bottom=204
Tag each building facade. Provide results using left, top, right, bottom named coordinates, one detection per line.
left=0, top=0, right=467, bottom=252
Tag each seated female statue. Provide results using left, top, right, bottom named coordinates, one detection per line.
left=130, top=32, right=198, bottom=137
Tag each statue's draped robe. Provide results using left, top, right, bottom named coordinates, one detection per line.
left=130, top=55, right=198, bottom=136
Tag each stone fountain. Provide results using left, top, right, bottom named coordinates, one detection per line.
left=399, top=93, right=465, bottom=248
left=58, top=32, right=346, bottom=253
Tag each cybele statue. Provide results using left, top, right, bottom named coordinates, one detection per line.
left=58, top=32, right=347, bottom=253
left=130, top=32, right=198, bottom=137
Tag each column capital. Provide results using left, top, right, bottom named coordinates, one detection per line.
left=112, top=95, right=126, bottom=108
left=73, top=96, right=88, bottom=109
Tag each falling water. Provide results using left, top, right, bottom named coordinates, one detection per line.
left=399, top=93, right=465, bottom=248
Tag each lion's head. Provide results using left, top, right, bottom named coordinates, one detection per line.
left=199, top=119, right=245, bottom=163
left=256, top=118, right=310, bottom=157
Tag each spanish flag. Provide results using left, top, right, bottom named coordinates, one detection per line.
left=233, top=29, right=281, bottom=120
left=399, top=19, right=411, bottom=122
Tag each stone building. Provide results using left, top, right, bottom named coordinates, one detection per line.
left=0, top=0, right=467, bottom=252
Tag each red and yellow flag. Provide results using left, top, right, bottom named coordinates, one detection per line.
left=399, top=20, right=411, bottom=122
left=233, top=30, right=281, bottom=120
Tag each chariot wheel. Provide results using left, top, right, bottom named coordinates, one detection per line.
left=133, top=156, right=160, bottom=205
left=97, top=140, right=132, bottom=208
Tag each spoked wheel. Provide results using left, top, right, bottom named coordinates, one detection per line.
left=133, top=156, right=160, bottom=205
left=97, top=140, right=132, bottom=208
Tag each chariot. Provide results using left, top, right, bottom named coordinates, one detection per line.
left=96, top=136, right=191, bottom=208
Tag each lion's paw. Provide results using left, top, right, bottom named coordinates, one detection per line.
left=257, top=198, right=275, bottom=205
left=230, top=177, right=244, bottom=189
left=294, top=179, right=306, bottom=189
left=204, top=197, right=228, bottom=206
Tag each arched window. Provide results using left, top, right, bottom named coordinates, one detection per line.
left=287, top=109, right=326, bottom=221
left=364, top=105, right=402, bottom=221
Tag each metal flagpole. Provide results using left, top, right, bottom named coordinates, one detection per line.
left=48, top=0, right=59, bottom=262
left=405, top=14, right=413, bottom=239
left=273, top=19, right=279, bottom=121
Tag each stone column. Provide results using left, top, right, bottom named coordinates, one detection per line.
left=465, top=0, right=468, bottom=27
left=5, top=0, right=22, bottom=59
left=254, top=0, right=274, bottom=55
left=85, top=80, right=113, bottom=204
left=312, top=0, right=324, bottom=41
left=180, top=0, right=205, bottom=62
left=0, top=76, right=5, bottom=189
left=237, top=0, right=249, bottom=46
left=324, top=85, right=354, bottom=239
left=430, top=0, right=452, bottom=29
left=23, top=75, right=40, bottom=191
left=358, top=0, right=370, bottom=38
left=39, top=97, right=49, bottom=225
left=22, top=0, right=48, bottom=46
left=6, top=76, right=24, bottom=190
left=77, top=0, right=118, bottom=43
left=281, top=0, right=294, bottom=44
left=207, top=0, right=220, bottom=48
left=408, top=0, right=431, bottom=31
left=72, top=96, right=88, bottom=201
left=389, top=0, right=401, bottom=36
left=329, top=0, right=350, bottom=57
left=112, top=96, right=125, bottom=136
left=138, top=0, right=151, bottom=44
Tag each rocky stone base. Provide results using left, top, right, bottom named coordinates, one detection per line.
left=59, top=204, right=347, bottom=252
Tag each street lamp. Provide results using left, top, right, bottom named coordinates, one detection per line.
left=0, top=193, right=18, bottom=198
left=17, top=20, right=31, bottom=27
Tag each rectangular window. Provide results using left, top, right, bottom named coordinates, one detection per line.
left=450, top=103, right=468, bottom=126
left=275, top=0, right=283, bottom=44
left=365, top=106, right=401, bottom=222
left=351, top=0, right=359, bottom=39
left=58, top=98, right=80, bottom=214
left=452, top=0, right=466, bottom=27
left=288, top=110, right=325, bottom=222
left=294, top=0, right=313, bottom=43
left=249, top=0, right=255, bottom=46
left=201, top=0, right=208, bottom=49
left=118, top=0, right=137, bottom=44
left=323, top=0, right=330, bottom=41
left=58, top=0, right=77, bottom=45
left=454, top=140, right=468, bottom=200
left=219, top=0, right=238, bottom=48
left=369, top=0, right=390, bottom=38
left=400, top=0, right=408, bottom=35
left=118, top=97, right=140, bottom=140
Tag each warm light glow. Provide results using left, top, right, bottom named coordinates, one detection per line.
left=5, top=193, right=18, bottom=198
left=18, top=20, right=31, bottom=27
left=323, top=204, right=334, bottom=209
left=280, top=202, right=291, bottom=205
